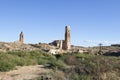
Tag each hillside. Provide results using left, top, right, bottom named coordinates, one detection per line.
left=0, top=50, right=120, bottom=80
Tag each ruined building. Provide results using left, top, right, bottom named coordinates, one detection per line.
left=19, top=32, right=24, bottom=44
left=64, top=26, right=71, bottom=50
left=49, top=26, right=71, bottom=50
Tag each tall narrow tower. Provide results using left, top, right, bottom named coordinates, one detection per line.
left=64, top=26, right=71, bottom=50
left=19, top=32, right=24, bottom=44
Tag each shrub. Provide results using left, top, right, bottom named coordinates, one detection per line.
left=49, top=60, right=66, bottom=70
left=71, top=74, right=91, bottom=80
left=0, top=52, right=17, bottom=71
left=55, top=54, right=66, bottom=61
left=0, top=60, right=16, bottom=72
left=65, top=55, right=78, bottom=65
left=37, top=58, right=48, bottom=65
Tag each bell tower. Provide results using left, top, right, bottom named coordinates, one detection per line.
left=64, top=26, right=71, bottom=50
left=19, top=32, right=24, bottom=44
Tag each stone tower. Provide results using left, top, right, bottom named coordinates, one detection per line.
left=19, top=32, right=24, bottom=44
left=59, top=40, right=63, bottom=49
left=64, top=26, right=71, bottom=50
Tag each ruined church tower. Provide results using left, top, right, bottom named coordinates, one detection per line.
left=64, top=26, right=71, bottom=50
left=19, top=32, right=24, bottom=44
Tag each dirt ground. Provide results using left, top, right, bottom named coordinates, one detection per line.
left=0, top=65, right=52, bottom=80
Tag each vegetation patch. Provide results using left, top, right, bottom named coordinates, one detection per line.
left=0, top=50, right=120, bottom=80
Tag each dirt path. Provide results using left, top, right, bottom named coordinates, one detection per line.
left=0, top=65, right=52, bottom=80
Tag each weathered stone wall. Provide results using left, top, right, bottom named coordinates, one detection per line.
left=64, top=26, right=71, bottom=50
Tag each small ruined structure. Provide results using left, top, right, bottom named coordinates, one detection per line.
left=49, top=49, right=60, bottom=55
left=49, top=26, right=71, bottom=50
left=49, top=40, right=61, bottom=47
left=49, top=40, right=63, bottom=49
left=19, top=32, right=24, bottom=44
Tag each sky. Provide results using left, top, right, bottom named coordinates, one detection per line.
left=0, top=0, right=120, bottom=47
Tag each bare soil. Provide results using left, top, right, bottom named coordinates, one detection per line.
left=0, top=65, right=52, bottom=80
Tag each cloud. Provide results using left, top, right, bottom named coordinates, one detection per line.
left=82, top=40, right=120, bottom=47
left=84, top=40, right=93, bottom=43
left=83, top=40, right=116, bottom=45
